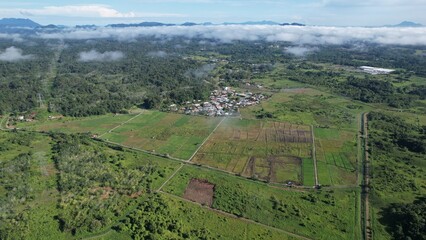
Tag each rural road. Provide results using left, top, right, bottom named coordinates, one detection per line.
left=361, top=112, right=372, bottom=240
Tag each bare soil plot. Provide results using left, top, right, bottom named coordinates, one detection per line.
left=183, top=178, right=215, bottom=207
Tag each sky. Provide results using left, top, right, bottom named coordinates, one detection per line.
left=0, top=0, right=425, bottom=26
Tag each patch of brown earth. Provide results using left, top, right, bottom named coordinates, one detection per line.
left=183, top=179, right=215, bottom=207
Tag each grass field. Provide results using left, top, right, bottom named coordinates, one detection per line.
left=240, top=87, right=370, bottom=130
left=163, top=164, right=361, bottom=240
left=192, top=118, right=312, bottom=184
left=314, top=128, right=358, bottom=186
left=100, top=111, right=222, bottom=160
left=302, top=158, right=315, bottom=186
left=16, top=113, right=140, bottom=135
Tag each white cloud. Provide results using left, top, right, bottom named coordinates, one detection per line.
left=285, top=46, right=317, bottom=57
left=0, top=33, right=23, bottom=42
left=78, top=49, right=124, bottom=62
left=38, top=25, right=426, bottom=46
left=0, top=47, right=34, bottom=61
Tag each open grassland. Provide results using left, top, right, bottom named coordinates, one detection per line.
left=240, top=87, right=369, bottom=130
left=192, top=118, right=312, bottom=184
left=16, top=113, right=139, bottom=135
left=314, top=128, right=358, bottom=186
left=163, top=165, right=361, bottom=240
left=251, top=66, right=306, bottom=89
left=100, top=111, right=221, bottom=160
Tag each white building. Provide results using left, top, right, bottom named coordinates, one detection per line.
left=360, top=66, right=395, bottom=75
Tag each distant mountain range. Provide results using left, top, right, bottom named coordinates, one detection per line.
left=385, top=21, right=423, bottom=27
left=223, top=20, right=280, bottom=25
left=108, top=20, right=305, bottom=27
left=0, top=18, right=41, bottom=28
left=107, top=22, right=176, bottom=28
left=0, top=18, right=306, bottom=30
left=0, top=18, right=423, bottom=34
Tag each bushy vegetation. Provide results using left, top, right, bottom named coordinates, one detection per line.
left=51, top=133, right=156, bottom=235
left=368, top=112, right=426, bottom=239
left=0, top=153, right=35, bottom=239
left=0, top=131, right=51, bottom=239
left=380, top=197, right=426, bottom=240
left=368, top=112, right=425, bottom=193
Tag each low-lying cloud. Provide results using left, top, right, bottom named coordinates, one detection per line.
left=0, top=47, right=34, bottom=61
left=185, top=64, right=216, bottom=79
left=33, top=25, right=426, bottom=46
left=147, top=50, right=168, bottom=58
left=78, top=49, right=124, bottom=62
left=285, top=46, right=317, bottom=57
left=0, top=33, right=24, bottom=42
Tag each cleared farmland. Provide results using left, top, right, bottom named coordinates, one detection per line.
left=192, top=118, right=313, bottom=185
left=314, top=128, right=358, bottom=186
left=100, top=111, right=222, bottom=160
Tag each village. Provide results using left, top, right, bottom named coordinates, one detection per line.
left=170, top=86, right=267, bottom=116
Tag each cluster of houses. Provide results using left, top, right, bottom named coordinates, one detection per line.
left=171, top=87, right=266, bottom=116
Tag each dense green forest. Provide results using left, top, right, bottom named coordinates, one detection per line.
left=2, top=37, right=426, bottom=116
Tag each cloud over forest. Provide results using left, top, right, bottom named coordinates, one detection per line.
left=147, top=50, right=168, bottom=58
left=285, top=46, right=318, bottom=57
left=78, top=49, right=124, bottom=62
left=36, top=25, right=426, bottom=46
left=0, top=47, right=34, bottom=61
